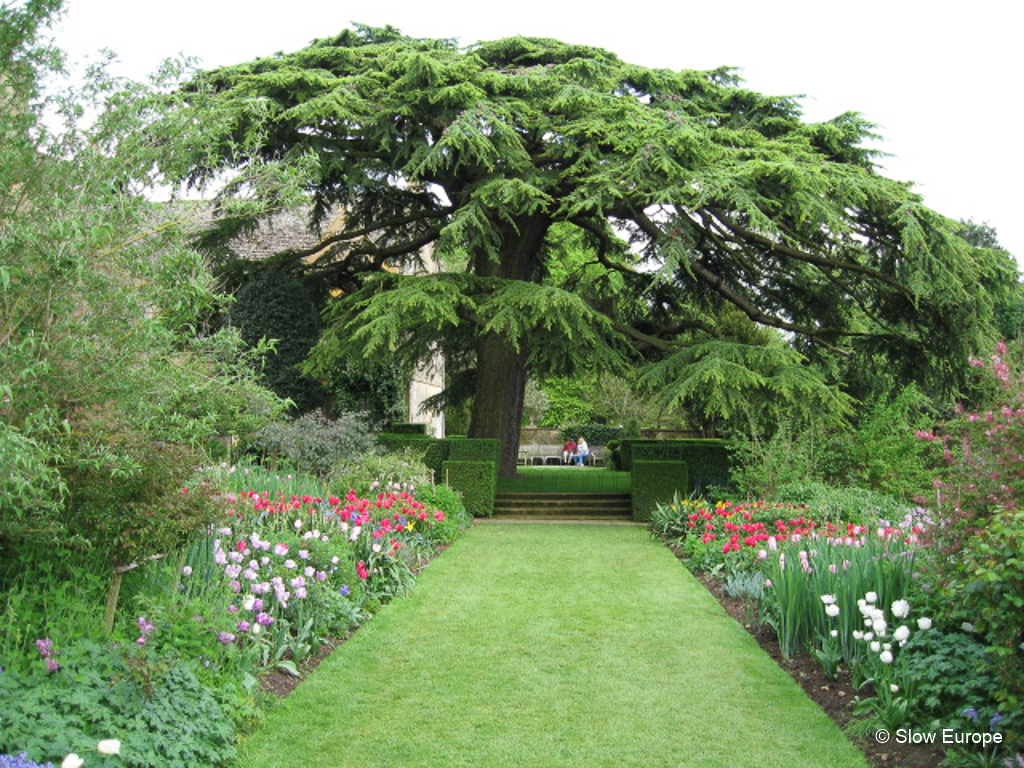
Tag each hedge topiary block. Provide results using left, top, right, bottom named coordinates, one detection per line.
left=447, top=437, right=500, bottom=464
left=442, top=460, right=497, bottom=517
left=386, top=422, right=428, bottom=435
left=611, top=439, right=731, bottom=494
left=422, top=440, right=452, bottom=478
left=632, top=460, right=688, bottom=521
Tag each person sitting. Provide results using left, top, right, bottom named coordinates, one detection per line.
left=562, top=438, right=577, bottom=464
left=574, top=437, right=590, bottom=466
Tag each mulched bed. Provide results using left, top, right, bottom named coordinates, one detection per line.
left=687, top=564, right=946, bottom=768
left=257, top=632, right=353, bottom=698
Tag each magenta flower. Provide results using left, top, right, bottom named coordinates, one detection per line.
left=217, top=632, right=236, bottom=645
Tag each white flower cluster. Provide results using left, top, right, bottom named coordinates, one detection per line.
left=848, top=592, right=932, bottom=664
left=61, top=739, right=121, bottom=767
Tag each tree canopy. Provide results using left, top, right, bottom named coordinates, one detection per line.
left=153, top=25, right=1019, bottom=475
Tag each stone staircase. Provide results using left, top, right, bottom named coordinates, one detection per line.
left=490, top=492, right=635, bottom=523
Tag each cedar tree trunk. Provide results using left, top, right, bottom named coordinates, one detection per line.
left=468, top=214, right=549, bottom=477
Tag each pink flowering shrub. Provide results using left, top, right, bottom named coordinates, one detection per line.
left=919, top=340, right=1024, bottom=538
left=916, top=341, right=1024, bottom=730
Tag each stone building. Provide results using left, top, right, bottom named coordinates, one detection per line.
left=229, top=207, right=445, bottom=436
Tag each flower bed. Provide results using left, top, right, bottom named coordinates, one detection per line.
left=652, top=495, right=1021, bottom=766
left=0, top=470, right=471, bottom=768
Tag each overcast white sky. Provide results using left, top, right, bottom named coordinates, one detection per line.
left=52, top=0, right=1024, bottom=268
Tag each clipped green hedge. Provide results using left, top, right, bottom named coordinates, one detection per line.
left=442, top=460, right=497, bottom=517
left=422, top=440, right=451, bottom=478
left=632, top=460, right=688, bottom=521
left=607, top=439, right=731, bottom=493
left=386, top=422, right=428, bottom=435
left=376, top=432, right=431, bottom=450
left=447, top=437, right=500, bottom=464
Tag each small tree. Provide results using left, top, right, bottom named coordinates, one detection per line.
left=0, top=2, right=286, bottom=619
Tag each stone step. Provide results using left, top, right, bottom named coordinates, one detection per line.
left=493, top=492, right=632, bottom=518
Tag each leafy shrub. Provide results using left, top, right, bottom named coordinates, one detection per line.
left=0, top=419, right=66, bottom=549
left=62, top=430, right=219, bottom=569
left=609, top=439, right=730, bottom=495
left=728, top=421, right=842, bottom=497
left=842, top=385, right=938, bottom=501
left=919, top=342, right=1024, bottom=731
left=373, top=434, right=434, bottom=466
left=537, top=377, right=594, bottom=427
left=446, top=438, right=499, bottom=464
left=413, top=485, right=471, bottom=543
left=772, top=482, right=908, bottom=523
left=421, top=439, right=452, bottom=478
left=331, top=449, right=432, bottom=493
left=958, top=508, right=1024, bottom=721
left=323, top=359, right=406, bottom=427
left=254, top=410, right=375, bottom=477
left=386, top=423, right=427, bottom=435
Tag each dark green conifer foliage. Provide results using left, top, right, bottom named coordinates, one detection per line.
left=157, top=26, right=1019, bottom=475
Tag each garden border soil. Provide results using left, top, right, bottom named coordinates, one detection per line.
left=257, top=541, right=452, bottom=698
left=682, top=555, right=946, bottom=768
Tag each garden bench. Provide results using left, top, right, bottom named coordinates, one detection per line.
left=517, top=445, right=603, bottom=466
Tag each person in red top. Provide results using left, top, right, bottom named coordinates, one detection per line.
left=562, top=439, right=577, bottom=464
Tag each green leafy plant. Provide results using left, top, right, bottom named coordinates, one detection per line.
left=0, top=641, right=237, bottom=768
left=331, top=449, right=432, bottom=494
left=901, top=627, right=997, bottom=721
left=254, top=410, right=375, bottom=477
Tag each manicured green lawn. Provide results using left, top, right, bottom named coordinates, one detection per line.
left=497, top=465, right=632, bottom=493
left=238, top=525, right=867, bottom=768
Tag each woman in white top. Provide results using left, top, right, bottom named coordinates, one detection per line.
left=574, top=437, right=589, bottom=466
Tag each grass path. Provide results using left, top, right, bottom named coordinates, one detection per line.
left=238, top=525, right=867, bottom=768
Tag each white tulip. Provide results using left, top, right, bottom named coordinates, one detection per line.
left=97, top=739, right=121, bottom=755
